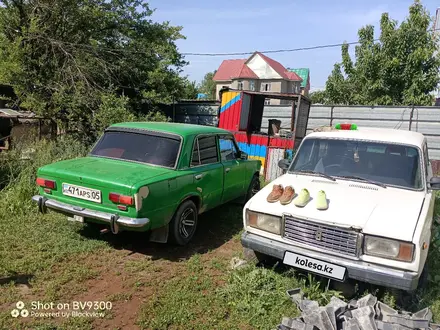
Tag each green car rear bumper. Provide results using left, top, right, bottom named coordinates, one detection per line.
left=32, top=195, right=150, bottom=231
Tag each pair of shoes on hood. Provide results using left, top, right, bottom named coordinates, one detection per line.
left=266, top=184, right=295, bottom=205
left=267, top=184, right=328, bottom=210
left=295, top=189, right=328, bottom=210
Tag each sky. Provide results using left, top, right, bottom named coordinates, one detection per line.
left=147, top=0, right=440, bottom=91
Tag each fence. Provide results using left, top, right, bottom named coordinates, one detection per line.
left=167, top=102, right=440, bottom=162
left=163, top=102, right=219, bottom=127
left=164, top=102, right=298, bottom=133
left=307, top=105, right=440, bottom=161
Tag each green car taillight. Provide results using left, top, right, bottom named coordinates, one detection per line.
left=109, top=192, right=134, bottom=205
left=109, top=192, right=134, bottom=211
left=36, top=177, right=56, bottom=193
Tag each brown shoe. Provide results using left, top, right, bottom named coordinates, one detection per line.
left=267, top=184, right=284, bottom=203
left=280, top=186, right=295, bottom=205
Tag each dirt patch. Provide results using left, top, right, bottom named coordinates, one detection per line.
left=65, top=233, right=241, bottom=329
left=0, top=204, right=245, bottom=329
left=73, top=268, right=144, bottom=330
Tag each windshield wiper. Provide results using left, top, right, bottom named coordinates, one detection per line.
left=337, top=175, right=387, bottom=188
left=293, top=170, right=336, bottom=181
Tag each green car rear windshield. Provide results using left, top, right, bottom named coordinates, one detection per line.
left=90, top=130, right=181, bottom=168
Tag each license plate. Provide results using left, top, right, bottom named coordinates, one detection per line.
left=283, top=251, right=346, bottom=281
left=68, top=215, right=84, bottom=223
left=62, top=183, right=101, bottom=203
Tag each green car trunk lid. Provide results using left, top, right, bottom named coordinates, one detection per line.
left=37, top=156, right=172, bottom=214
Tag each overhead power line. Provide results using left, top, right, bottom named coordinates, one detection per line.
left=25, top=27, right=440, bottom=57
left=181, top=40, right=373, bottom=56
left=181, top=27, right=440, bottom=56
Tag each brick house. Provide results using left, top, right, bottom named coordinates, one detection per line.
left=212, top=52, right=303, bottom=105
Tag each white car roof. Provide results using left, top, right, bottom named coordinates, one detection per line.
left=306, top=127, right=425, bottom=148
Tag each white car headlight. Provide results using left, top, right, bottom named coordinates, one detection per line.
left=364, top=236, right=414, bottom=262
left=246, top=210, right=281, bottom=235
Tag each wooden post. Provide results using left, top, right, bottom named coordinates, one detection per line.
left=293, top=96, right=302, bottom=136
left=330, top=106, right=334, bottom=126
left=409, top=104, right=415, bottom=131
left=290, top=99, right=297, bottom=132
left=263, top=133, right=271, bottom=179
left=51, top=120, right=57, bottom=139
left=38, top=119, right=42, bottom=140
left=172, top=97, right=176, bottom=123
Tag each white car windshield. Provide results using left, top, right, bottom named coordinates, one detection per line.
left=289, top=138, right=423, bottom=189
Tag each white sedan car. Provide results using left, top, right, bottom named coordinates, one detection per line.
left=242, top=124, right=440, bottom=291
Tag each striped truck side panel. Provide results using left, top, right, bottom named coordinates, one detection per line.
left=218, top=91, right=295, bottom=171
left=219, top=91, right=242, bottom=131
left=232, top=132, right=295, bottom=170
left=269, top=137, right=294, bottom=149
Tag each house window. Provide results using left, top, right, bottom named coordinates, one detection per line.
left=264, top=99, right=271, bottom=105
left=249, top=80, right=255, bottom=91
left=237, top=81, right=243, bottom=90
left=191, top=136, right=218, bottom=166
left=261, top=83, right=271, bottom=92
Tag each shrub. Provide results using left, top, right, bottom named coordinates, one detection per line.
left=91, top=93, right=170, bottom=140
left=139, top=109, right=170, bottom=123
left=92, top=93, right=137, bottom=136
left=0, top=136, right=88, bottom=216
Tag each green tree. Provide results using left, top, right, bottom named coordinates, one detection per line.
left=199, top=71, right=217, bottom=99
left=309, top=90, right=327, bottom=104
left=92, top=93, right=136, bottom=136
left=180, top=78, right=200, bottom=99
left=324, top=0, right=440, bottom=106
left=0, top=0, right=188, bottom=140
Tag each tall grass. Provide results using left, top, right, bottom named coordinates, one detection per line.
left=0, top=136, right=88, bottom=215
left=0, top=137, right=107, bottom=279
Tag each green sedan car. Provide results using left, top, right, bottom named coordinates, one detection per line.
left=33, top=122, right=261, bottom=245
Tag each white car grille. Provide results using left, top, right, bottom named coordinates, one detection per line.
left=284, top=216, right=360, bottom=257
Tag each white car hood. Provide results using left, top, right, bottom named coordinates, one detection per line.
left=248, top=174, right=425, bottom=241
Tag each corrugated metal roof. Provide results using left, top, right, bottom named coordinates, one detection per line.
left=0, top=108, right=22, bottom=116
left=0, top=108, right=41, bottom=119
left=213, top=53, right=302, bottom=82
left=213, top=59, right=258, bottom=81
left=288, top=68, right=310, bottom=88
left=255, top=52, right=302, bottom=81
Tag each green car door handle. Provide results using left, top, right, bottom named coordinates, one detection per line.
left=195, top=174, right=203, bottom=180
left=225, top=168, right=230, bottom=173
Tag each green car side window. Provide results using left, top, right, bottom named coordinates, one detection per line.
left=219, top=136, right=239, bottom=161
left=191, top=136, right=218, bottom=166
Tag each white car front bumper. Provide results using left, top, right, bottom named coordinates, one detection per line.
left=241, top=231, right=420, bottom=291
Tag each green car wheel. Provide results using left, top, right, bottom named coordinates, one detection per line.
left=169, top=200, right=198, bottom=246
left=244, top=174, right=260, bottom=204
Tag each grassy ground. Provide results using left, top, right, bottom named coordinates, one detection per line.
left=0, top=203, right=344, bottom=330
left=0, top=140, right=440, bottom=329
